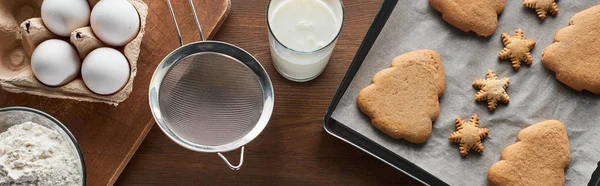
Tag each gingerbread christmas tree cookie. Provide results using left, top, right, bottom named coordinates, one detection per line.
left=499, top=29, right=536, bottom=70
left=524, top=0, right=559, bottom=20
left=488, top=120, right=570, bottom=186
left=357, top=50, right=445, bottom=143
left=542, top=4, right=600, bottom=94
left=449, top=115, right=489, bottom=156
left=429, top=0, right=505, bottom=37
left=473, top=70, right=510, bottom=111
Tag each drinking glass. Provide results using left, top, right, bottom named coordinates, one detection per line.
left=267, top=0, right=344, bottom=82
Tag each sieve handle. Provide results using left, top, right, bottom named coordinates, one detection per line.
left=217, top=146, right=244, bottom=171
left=166, top=0, right=206, bottom=47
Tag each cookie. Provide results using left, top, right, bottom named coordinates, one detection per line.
left=542, top=4, right=600, bottom=94
left=473, top=70, right=510, bottom=111
left=499, top=29, right=536, bottom=70
left=429, top=0, right=505, bottom=37
left=357, top=50, right=445, bottom=143
left=448, top=115, right=489, bottom=156
left=488, top=120, right=570, bottom=186
left=524, top=0, right=559, bottom=20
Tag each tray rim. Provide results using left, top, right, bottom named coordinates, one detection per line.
left=322, top=0, right=600, bottom=185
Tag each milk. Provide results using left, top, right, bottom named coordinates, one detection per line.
left=268, top=0, right=343, bottom=82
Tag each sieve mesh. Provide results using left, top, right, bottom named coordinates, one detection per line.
left=158, top=52, right=264, bottom=146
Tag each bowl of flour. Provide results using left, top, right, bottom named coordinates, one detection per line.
left=0, top=107, right=84, bottom=186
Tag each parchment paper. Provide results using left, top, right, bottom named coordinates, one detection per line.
left=331, top=0, right=600, bottom=185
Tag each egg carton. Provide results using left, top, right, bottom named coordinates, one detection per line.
left=0, top=0, right=147, bottom=106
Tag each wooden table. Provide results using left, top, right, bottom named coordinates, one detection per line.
left=117, top=0, right=421, bottom=185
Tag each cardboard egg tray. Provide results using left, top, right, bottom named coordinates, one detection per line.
left=0, top=0, right=147, bottom=106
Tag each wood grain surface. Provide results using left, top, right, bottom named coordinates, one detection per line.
left=117, top=0, right=421, bottom=185
left=0, top=0, right=229, bottom=185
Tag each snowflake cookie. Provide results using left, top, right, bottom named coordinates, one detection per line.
left=498, top=29, right=536, bottom=70
left=473, top=70, right=510, bottom=111
left=449, top=115, right=489, bottom=157
left=524, top=0, right=559, bottom=20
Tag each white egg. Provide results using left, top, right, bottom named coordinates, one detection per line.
left=82, top=47, right=130, bottom=95
left=41, top=0, right=90, bottom=37
left=90, top=0, right=140, bottom=46
left=31, top=39, right=81, bottom=86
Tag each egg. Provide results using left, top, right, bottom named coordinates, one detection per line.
left=90, top=0, right=140, bottom=46
left=82, top=47, right=130, bottom=95
left=41, top=0, right=90, bottom=37
left=31, top=39, right=81, bottom=86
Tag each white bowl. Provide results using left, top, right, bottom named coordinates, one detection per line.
left=0, top=106, right=85, bottom=185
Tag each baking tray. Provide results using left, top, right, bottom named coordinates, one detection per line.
left=322, top=0, right=600, bottom=185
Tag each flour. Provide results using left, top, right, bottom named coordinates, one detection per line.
left=0, top=122, right=81, bottom=186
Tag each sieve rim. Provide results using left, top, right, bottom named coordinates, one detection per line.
left=149, top=41, right=274, bottom=153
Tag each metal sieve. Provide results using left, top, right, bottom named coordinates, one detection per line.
left=148, top=0, right=274, bottom=170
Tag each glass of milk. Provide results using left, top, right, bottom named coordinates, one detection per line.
left=267, top=0, right=344, bottom=82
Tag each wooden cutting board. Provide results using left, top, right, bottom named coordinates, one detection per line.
left=0, top=0, right=230, bottom=185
